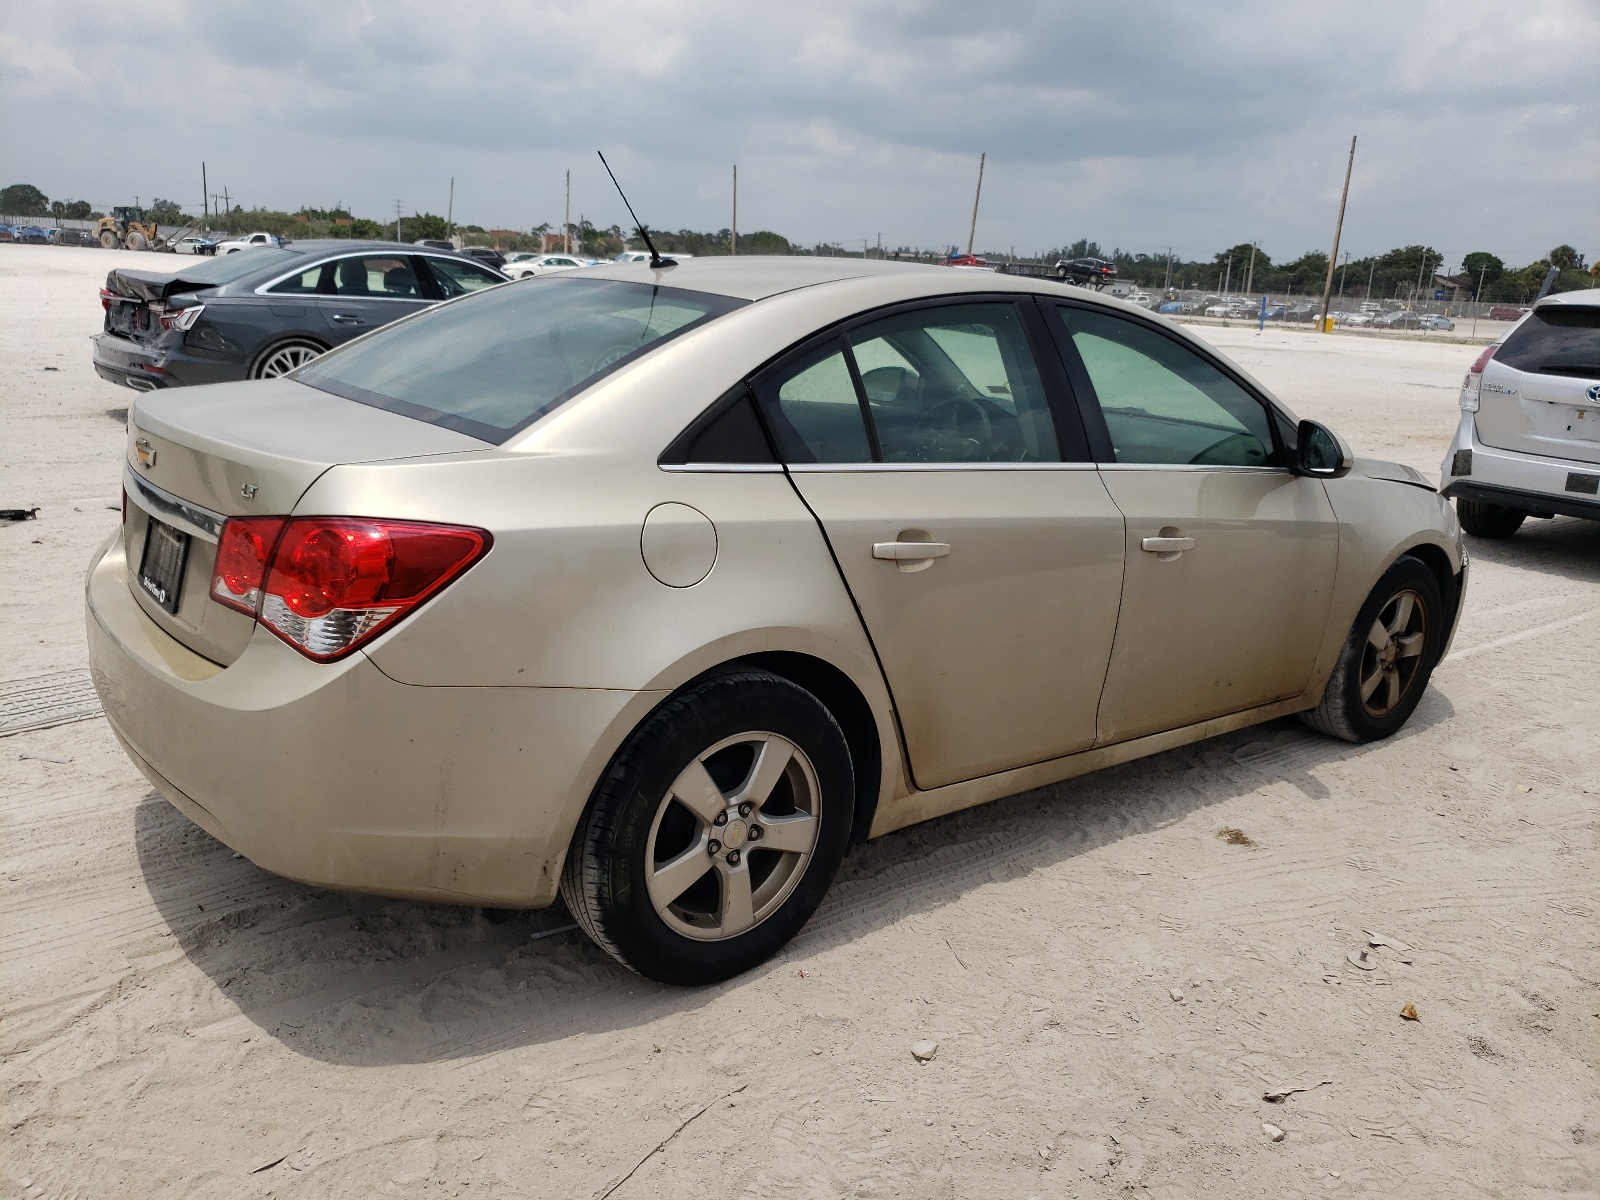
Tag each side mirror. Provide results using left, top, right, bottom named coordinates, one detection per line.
left=1295, top=419, right=1353, bottom=478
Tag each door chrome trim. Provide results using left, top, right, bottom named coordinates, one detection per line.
left=123, top=464, right=225, bottom=543
left=658, top=462, right=784, bottom=473
left=785, top=461, right=1100, bottom=473
left=1096, top=462, right=1286, bottom=473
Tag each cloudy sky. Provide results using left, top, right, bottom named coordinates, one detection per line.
left=3, top=0, right=1595, bottom=268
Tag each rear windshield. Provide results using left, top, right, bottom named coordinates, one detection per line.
left=172, top=245, right=296, bottom=285
left=1497, top=306, right=1600, bottom=378
left=295, top=277, right=745, bottom=442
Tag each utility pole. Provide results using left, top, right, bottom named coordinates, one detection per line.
left=201, top=163, right=208, bottom=224
left=395, top=200, right=403, bottom=243
left=1163, top=247, right=1173, bottom=293
left=1470, top=262, right=1488, bottom=339
left=564, top=169, right=571, bottom=253
left=1318, top=135, right=1357, bottom=333
left=221, top=186, right=230, bottom=216
left=1338, top=251, right=1351, bottom=300
left=730, top=164, right=737, bottom=255
left=965, top=152, right=985, bottom=257
left=446, top=177, right=454, bottom=242
left=1414, top=249, right=1431, bottom=306
left=1366, top=259, right=1375, bottom=301
left=1245, top=241, right=1258, bottom=296
left=1223, top=254, right=1232, bottom=295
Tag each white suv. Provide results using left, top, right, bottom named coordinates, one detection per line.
left=1441, top=288, right=1600, bottom=537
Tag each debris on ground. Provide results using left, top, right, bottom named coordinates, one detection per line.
left=1263, top=1080, right=1333, bottom=1103
left=1347, top=948, right=1378, bottom=970
left=1262, top=1122, right=1286, bottom=1142
left=1400, top=1003, right=1420, bottom=1021
left=910, top=1040, right=939, bottom=1063
left=18, top=752, right=72, bottom=764
left=1, top=507, right=40, bottom=521
left=1170, top=988, right=1185, bottom=1002
left=1217, top=827, right=1256, bottom=846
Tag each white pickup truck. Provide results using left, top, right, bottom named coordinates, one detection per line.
left=214, top=231, right=282, bottom=255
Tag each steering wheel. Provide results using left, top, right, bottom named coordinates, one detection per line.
left=914, top=396, right=994, bottom=448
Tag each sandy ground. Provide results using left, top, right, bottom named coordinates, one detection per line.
left=2, top=244, right=1597, bottom=1198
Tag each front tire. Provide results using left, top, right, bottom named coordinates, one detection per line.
left=250, top=339, right=327, bottom=379
left=561, top=669, right=855, bottom=985
left=99, top=230, right=119, bottom=249
left=1456, top=497, right=1525, bottom=539
left=1301, top=556, right=1444, bottom=743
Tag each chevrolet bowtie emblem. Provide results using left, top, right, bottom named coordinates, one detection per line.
left=134, top=438, right=157, bottom=469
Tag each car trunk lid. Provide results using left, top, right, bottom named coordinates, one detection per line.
left=123, top=378, right=491, bottom=665
left=101, top=267, right=215, bottom=345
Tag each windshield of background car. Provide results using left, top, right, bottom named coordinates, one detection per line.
left=1496, top=307, right=1600, bottom=378
left=294, top=277, right=746, bottom=442
left=172, top=245, right=295, bottom=285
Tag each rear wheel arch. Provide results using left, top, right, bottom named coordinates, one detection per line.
left=734, top=651, right=883, bottom=844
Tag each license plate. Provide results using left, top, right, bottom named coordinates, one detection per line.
left=138, top=519, right=190, bottom=614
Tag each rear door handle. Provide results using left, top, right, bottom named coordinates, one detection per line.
left=872, top=541, right=951, bottom=561
left=330, top=314, right=365, bottom=325
left=1141, top=536, right=1195, bottom=554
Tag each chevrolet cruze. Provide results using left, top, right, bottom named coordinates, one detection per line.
left=88, top=258, right=1467, bottom=984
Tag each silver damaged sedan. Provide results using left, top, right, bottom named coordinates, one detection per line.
left=88, top=258, right=1467, bottom=984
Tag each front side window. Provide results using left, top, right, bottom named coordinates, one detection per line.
left=332, top=256, right=423, bottom=298
left=754, top=341, right=873, bottom=463
left=847, top=303, right=1060, bottom=463
left=1495, top=307, right=1600, bottom=377
left=296, top=277, right=745, bottom=443
left=1057, top=306, right=1276, bottom=467
left=426, top=256, right=505, bottom=298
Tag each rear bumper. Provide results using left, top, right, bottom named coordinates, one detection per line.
left=93, top=332, right=241, bottom=390
left=1439, top=415, right=1600, bottom=523
left=85, top=530, right=652, bottom=907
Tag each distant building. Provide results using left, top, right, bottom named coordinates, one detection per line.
left=1434, top=272, right=1473, bottom=300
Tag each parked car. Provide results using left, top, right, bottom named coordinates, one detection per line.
left=92, top=240, right=507, bottom=390
left=1487, top=305, right=1529, bottom=322
left=414, top=239, right=455, bottom=251
left=1377, top=311, right=1423, bottom=330
left=90, top=257, right=1466, bottom=985
left=1441, top=287, right=1600, bottom=537
left=56, top=228, right=98, bottom=247
left=502, top=253, right=597, bottom=280
left=17, top=225, right=51, bottom=245
left=944, top=254, right=995, bottom=270
left=1055, top=257, right=1117, bottom=288
left=1157, top=301, right=1185, bottom=314
left=614, top=250, right=696, bottom=264
left=215, top=232, right=282, bottom=255
left=1337, top=311, right=1373, bottom=327
left=173, top=235, right=220, bottom=256
left=0, top=225, right=14, bottom=242
left=1418, top=314, right=1455, bottom=331
left=460, top=246, right=506, bottom=270
left=1282, top=304, right=1320, bottom=324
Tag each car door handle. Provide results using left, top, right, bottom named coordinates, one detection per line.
left=873, top=541, right=951, bottom=562
left=1141, top=536, right=1195, bottom=554
left=330, top=314, right=365, bottom=325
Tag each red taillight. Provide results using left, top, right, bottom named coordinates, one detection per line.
left=211, top=517, right=287, bottom=615
left=1468, top=344, right=1497, bottom=375
left=159, top=304, right=204, bottom=331
left=100, top=288, right=125, bottom=311
left=209, top=516, right=490, bottom=661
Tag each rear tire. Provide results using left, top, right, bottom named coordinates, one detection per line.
left=1456, top=497, right=1525, bottom=539
left=250, top=339, right=327, bottom=379
left=125, top=230, right=148, bottom=251
left=561, top=669, right=855, bottom=986
left=1300, top=556, right=1444, bottom=743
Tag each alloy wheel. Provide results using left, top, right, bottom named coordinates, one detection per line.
left=254, top=342, right=323, bottom=378
left=1359, top=588, right=1427, bottom=717
left=643, top=732, right=821, bottom=941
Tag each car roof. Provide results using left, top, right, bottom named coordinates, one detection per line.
left=1535, top=287, right=1600, bottom=310
left=574, top=255, right=1040, bottom=301
left=277, top=239, right=480, bottom=257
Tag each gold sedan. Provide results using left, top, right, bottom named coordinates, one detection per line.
left=88, top=258, right=1466, bottom=984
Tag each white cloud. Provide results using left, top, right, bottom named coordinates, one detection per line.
left=1, top=0, right=1594, bottom=265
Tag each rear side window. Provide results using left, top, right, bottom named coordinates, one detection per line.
left=754, top=341, right=873, bottom=463
left=268, top=263, right=330, bottom=295
left=426, top=256, right=505, bottom=298
left=296, top=277, right=745, bottom=443
left=1496, top=307, right=1600, bottom=378
left=171, top=245, right=294, bottom=284
left=332, top=256, right=422, bottom=298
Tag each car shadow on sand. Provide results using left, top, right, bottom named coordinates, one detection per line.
left=135, top=693, right=1454, bottom=1068
left=1461, top=514, right=1600, bottom=585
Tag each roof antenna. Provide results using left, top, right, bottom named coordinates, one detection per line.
left=597, top=151, right=675, bottom=269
